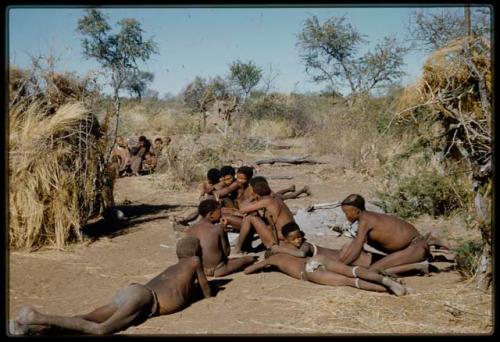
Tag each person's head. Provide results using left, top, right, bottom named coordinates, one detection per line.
left=341, top=194, right=365, bottom=222
left=144, top=151, right=153, bottom=159
left=198, top=199, right=221, bottom=222
left=116, top=136, right=127, bottom=147
left=138, top=135, right=147, bottom=146
left=206, top=168, right=221, bottom=185
left=176, top=236, right=201, bottom=259
left=282, top=222, right=305, bottom=248
left=220, top=165, right=236, bottom=186
left=249, top=176, right=271, bottom=197
left=236, top=166, right=253, bottom=185
left=154, top=137, right=163, bottom=146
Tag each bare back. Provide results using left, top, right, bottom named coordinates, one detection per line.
left=361, top=211, right=421, bottom=252
left=263, top=196, right=295, bottom=230
left=187, top=222, right=227, bottom=270
left=145, top=257, right=199, bottom=314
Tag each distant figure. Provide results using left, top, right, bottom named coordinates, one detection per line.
left=130, top=136, right=151, bottom=176
left=9, top=237, right=212, bottom=335
left=140, top=151, right=157, bottom=174
left=111, top=136, right=131, bottom=177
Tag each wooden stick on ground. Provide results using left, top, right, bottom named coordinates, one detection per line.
left=256, top=156, right=323, bottom=166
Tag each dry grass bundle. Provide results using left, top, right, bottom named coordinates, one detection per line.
left=9, top=68, right=107, bottom=251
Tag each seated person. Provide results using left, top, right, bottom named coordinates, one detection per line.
left=151, top=136, right=171, bottom=158
left=215, top=165, right=239, bottom=209
left=130, top=136, right=152, bottom=176
left=139, top=151, right=157, bottom=174
left=186, top=199, right=256, bottom=277
left=233, top=176, right=296, bottom=254
left=111, top=136, right=131, bottom=177
left=244, top=249, right=412, bottom=296
left=216, top=166, right=255, bottom=231
left=339, top=194, right=431, bottom=274
left=9, top=237, right=211, bottom=336
left=176, top=168, right=223, bottom=226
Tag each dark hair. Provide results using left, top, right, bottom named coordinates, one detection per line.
left=176, top=236, right=200, bottom=258
left=249, top=176, right=271, bottom=196
left=220, top=165, right=236, bottom=177
left=282, top=222, right=301, bottom=237
left=139, top=135, right=147, bottom=142
left=154, top=137, right=163, bottom=143
left=138, top=136, right=151, bottom=150
left=198, top=199, right=220, bottom=217
left=207, top=168, right=221, bottom=185
left=237, top=166, right=253, bottom=180
left=341, top=194, right=366, bottom=211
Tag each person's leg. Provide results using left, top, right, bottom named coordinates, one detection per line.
left=222, top=214, right=243, bottom=231
left=276, top=186, right=311, bottom=200
left=369, top=241, right=429, bottom=272
left=304, top=270, right=388, bottom=292
left=233, top=216, right=254, bottom=254
left=130, top=157, right=142, bottom=176
left=383, top=261, right=430, bottom=276
left=213, top=256, right=256, bottom=277
left=75, top=304, right=117, bottom=323
left=312, top=255, right=407, bottom=295
left=275, top=185, right=295, bottom=195
left=15, top=285, right=154, bottom=335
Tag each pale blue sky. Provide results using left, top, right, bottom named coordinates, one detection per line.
left=7, top=6, right=485, bottom=97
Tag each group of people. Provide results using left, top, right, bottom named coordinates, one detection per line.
left=110, top=135, right=171, bottom=177
left=10, top=165, right=435, bottom=335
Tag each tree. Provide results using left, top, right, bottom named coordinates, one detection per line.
left=229, top=59, right=263, bottom=101
left=124, top=70, right=154, bottom=100
left=408, top=7, right=491, bottom=51
left=77, top=8, right=157, bottom=158
left=297, top=16, right=408, bottom=105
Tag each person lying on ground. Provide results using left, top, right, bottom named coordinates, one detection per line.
left=187, top=199, right=256, bottom=277
left=232, top=176, right=296, bottom=254
left=268, top=222, right=373, bottom=267
left=243, top=248, right=413, bottom=296
left=9, top=237, right=212, bottom=336
left=339, top=194, right=431, bottom=274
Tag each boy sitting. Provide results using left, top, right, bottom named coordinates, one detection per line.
left=339, top=194, right=431, bottom=274
left=175, top=168, right=223, bottom=226
left=187, top=199, right=256, bottom=277
left=233, top=176, right=296, bottom=254
left=9, top=237, right=211, bottom=335
left=140, top=151, right=157, bottom=175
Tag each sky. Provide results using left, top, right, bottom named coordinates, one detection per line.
left=7, top=5, right=487, bottom=97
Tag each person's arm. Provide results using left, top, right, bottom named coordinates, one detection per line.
left=244, top=259, right=269, bottom=274
left=194, top=257, right=212, bottom=298
left=339, top=221, right=369, bottom=265
left=270, top=244, right=306, bottom=258
left=218, top=220, right=231, bottom=257
left=238, top=199, right=267, bottom=214
left=213, top=181, right=240, bottom=199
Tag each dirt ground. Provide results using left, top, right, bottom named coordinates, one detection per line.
left=8, top=136, right=493, bottom=335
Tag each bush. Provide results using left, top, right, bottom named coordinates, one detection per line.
left=376, top=170, right=470, bottom=219
left=453, top=240, right=483, bottom=278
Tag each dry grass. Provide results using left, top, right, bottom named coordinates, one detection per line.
left=9, top=66, right=107, bottom=251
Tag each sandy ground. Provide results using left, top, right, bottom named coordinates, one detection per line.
left=8, top=137, right=493, bottom=335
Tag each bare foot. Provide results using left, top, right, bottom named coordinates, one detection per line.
left=416, top=260, right=430, bottom=275
left=16, top=305, right=39, bottom=325
left=382, top=277, right=407, bottom=296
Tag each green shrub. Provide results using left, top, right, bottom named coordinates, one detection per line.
left=376, top=170, right=469, bottom=218
left=453, top=240, right=483, bottom=278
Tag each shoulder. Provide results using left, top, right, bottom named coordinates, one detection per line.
left=189, top=256, right=202, bottom=267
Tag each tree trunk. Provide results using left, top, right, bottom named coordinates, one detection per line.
left=106, top=88, right=121, bottom=162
